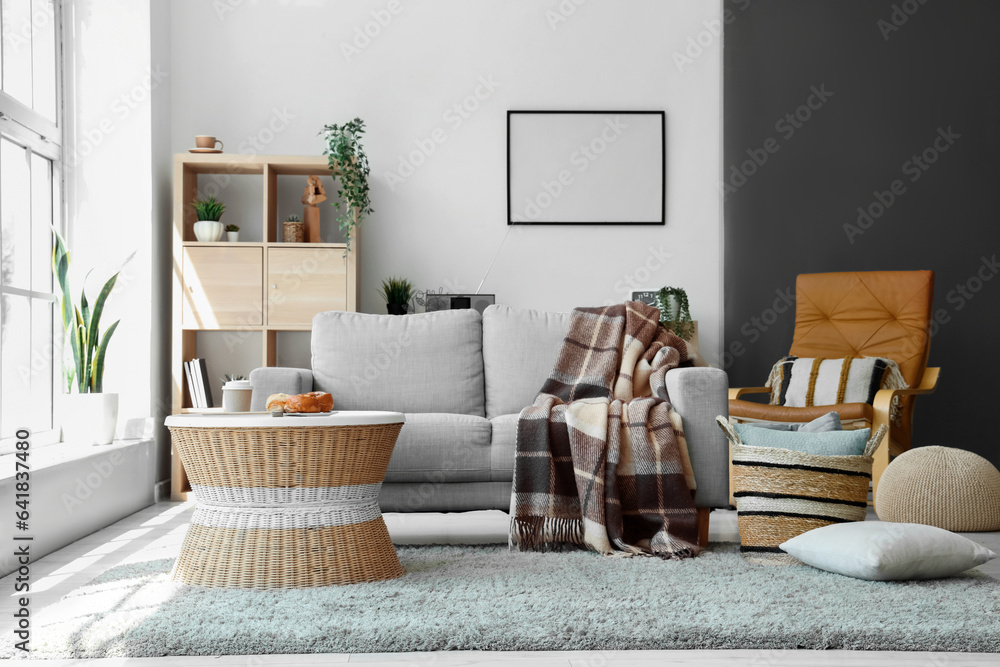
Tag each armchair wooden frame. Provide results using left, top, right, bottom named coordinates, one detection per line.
left=726, top=367, right=940, bottom=505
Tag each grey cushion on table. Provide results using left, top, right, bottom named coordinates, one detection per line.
left=248, top=367, right=314, bottom=411
left=665, top=367, right=730, bottom=508
left=482, top=304, right=570, bottom=419
left=311, top=309, right=486, bottom=417
left=379, top=481, right=513, bottom=513
left=385, top=413, right=492, bottom=484
left=489, top=414, right=518, bottom=482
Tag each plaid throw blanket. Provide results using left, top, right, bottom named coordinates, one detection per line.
left=510, top=302, right=701, bottom=559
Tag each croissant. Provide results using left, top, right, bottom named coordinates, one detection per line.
left=266, top=391, right=333, bottom=413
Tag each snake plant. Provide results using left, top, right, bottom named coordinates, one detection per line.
left=51, top=230, right=135, bottom=394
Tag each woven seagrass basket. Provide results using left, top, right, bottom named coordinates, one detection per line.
left=716, top=416, right=887, bottom=564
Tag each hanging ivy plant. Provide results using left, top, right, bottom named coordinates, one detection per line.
left=321, top=118, right=373, bottom=254
left=655, top=286, right=695, bottom=341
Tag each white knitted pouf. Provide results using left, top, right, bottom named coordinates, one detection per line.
left=876, top=446, right=1000, bottom=532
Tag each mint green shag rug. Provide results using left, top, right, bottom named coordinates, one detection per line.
left=12, top=544, right=1000, bottom=658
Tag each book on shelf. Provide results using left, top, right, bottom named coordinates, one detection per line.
left=184, top=360, right=202, bottom=408
left=197, top=358, right=214, bottom=408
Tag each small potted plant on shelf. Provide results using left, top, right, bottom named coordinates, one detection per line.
left=225, top=224, right=240, bottom=242
left=377, top=276, right=414, bottom=315
left=192, top=196, right=226, bottom=242
left=321, top=118, right=372, bottom=255
left=655, top=286, right=696, bottom=341
left=283, top=214, right=305, bottom=243
left=52, top=229, right=135, bottom=445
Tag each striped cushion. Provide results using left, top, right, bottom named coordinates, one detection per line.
left=767, top=356, right=900, bottom=408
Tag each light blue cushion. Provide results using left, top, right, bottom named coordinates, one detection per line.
left=733, top=424, right=870, bottom=456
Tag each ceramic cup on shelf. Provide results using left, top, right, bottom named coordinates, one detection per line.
left=195, top=135, right=224, bottom=150
left=222, top=379, right=253, bottom=412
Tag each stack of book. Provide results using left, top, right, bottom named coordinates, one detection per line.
left=184, top=358, right=214, bottom=409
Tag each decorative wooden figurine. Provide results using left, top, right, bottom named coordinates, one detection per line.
left=301, top=175, right=327, bottom=243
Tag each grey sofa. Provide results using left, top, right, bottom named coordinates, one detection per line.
left=250, top=305, right=730, bottom=512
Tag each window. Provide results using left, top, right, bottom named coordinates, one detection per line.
left=0, top=0, right=61, bottom=452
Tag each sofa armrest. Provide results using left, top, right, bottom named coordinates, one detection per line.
left=248, top=367, right=314, bottom=411
left=665, top=366, right=730, bottom=508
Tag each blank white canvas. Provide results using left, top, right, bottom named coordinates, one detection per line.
left=508, top=112, right=664, bottom=224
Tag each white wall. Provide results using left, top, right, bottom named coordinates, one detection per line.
left=163, top=0, right=724, bottom=364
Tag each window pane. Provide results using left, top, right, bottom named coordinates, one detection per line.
left=0, top=138, right=31, bottom=289
left=28, top=296, right=52, bottom=432
left=29, top=0, right=56, bottom=122
left=30, top=152, right=51, bottom=292
left=1, top=293, right=30, bottom=438
left=1, top=0, right=33, bottom=108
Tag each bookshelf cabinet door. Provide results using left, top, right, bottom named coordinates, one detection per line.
left=182, top=247, right=264, bottom=327
left=267, top=248, right=347, bottom=327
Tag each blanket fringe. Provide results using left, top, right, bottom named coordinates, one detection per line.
left=509, top=516, right=583, bottom=553
left=764, top=359, right=784, bottom=404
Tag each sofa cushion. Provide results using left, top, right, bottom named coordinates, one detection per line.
left=311, top=309, right=485, bottom=416
left=489, top=413, right=518, bottom=482
left=482, top=304, right=570, bottom=418
left=385, top=413, right=492, bottom=484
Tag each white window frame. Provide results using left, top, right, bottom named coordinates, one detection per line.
left=0, top=0, right=64, bottom=451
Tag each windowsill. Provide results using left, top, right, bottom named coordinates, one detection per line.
left=0, top=437, right=153, bottom=481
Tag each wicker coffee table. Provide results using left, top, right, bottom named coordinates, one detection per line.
left=165, top=411, right=405, bottom=588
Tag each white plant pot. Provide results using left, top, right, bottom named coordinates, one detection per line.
left=194, top=220, right=224, bottom=242
left=226, top=231, right=239, bottom=242
left=58, top=393, right=119, bottom=445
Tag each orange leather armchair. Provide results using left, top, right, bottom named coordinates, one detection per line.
left=728, top=271, right=940, bottom=503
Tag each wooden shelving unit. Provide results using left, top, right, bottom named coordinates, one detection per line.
left=171, top=154, right=359, bottom=500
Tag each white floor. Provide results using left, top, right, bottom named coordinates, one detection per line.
left=1, top=502, right=998, bottom=666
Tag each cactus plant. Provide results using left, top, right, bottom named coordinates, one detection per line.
left=286, top=214, right=301, bottom=222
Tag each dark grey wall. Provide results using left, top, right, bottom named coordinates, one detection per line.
left=724, top=0, right=1000, bottom=467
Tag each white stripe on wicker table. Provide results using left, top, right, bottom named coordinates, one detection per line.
left=191, top=483, right=382, bottom=505
left=191, top=501, right=383, bottom=530
left=735, top=495, right=866, bottom=522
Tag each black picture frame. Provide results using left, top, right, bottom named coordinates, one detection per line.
left=507, top=110, right=666, bottom=226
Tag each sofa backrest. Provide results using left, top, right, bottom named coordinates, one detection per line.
left=482, top=304, right=571, bottom=418
left=311, top=309, right=486, bottom=417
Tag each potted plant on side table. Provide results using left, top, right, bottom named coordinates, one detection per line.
left=52, top=230, right=134, bottom=445
left=192, top=195, right=226, bottom=242
left=378, top=277, right=414, bottom=315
